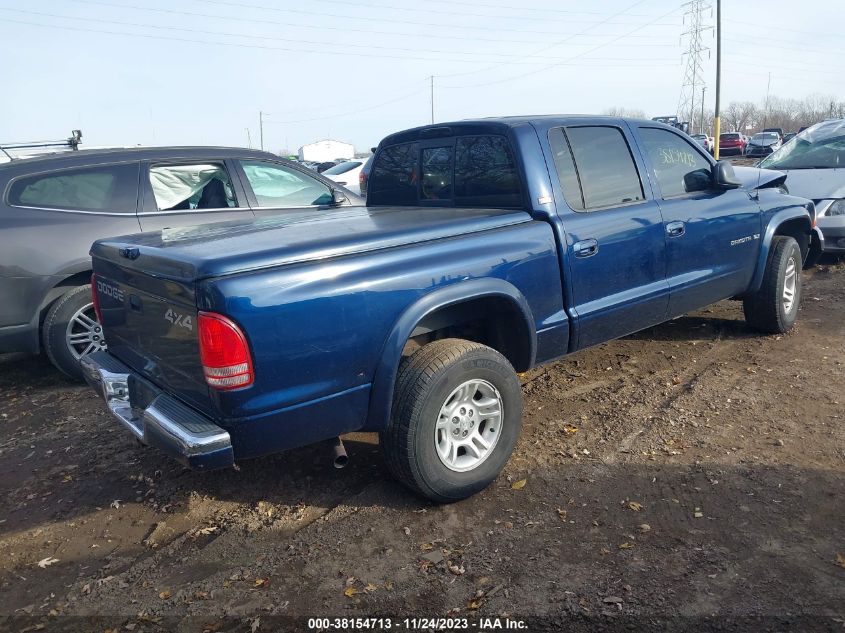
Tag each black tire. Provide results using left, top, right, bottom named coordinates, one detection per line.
left=42, top=284, right=105, bottom=380
left=743, top=236, right=802, bottom=334
left=380, top=338, right=523, bottom=503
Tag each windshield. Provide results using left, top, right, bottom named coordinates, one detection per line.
left=759, top=119, right=845, bottom=169
left=751, top=133, right=778, bottom=142
left=322, top=161, right=362, bottom=175
left=721, top=133, right=740, bottom=140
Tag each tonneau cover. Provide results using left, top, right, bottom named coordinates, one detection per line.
left=91, top=205, right=532, bottom=281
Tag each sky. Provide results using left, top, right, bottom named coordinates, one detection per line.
left=0, top=0, right=842, bottom=154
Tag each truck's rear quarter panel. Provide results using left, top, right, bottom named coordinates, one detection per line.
left=199, top=220, right=563, bottom=458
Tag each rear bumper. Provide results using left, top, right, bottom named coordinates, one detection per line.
left=81, top=351, right=234, bottom=469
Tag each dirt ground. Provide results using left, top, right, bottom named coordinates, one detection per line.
left=1, top=259, right=844, bottom=633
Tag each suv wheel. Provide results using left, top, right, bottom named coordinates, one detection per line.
left=42, top=284, right=107, bottom=380
left=743, top=236, right=802, bottom=334
left=380, top=338, right=523, bottom=503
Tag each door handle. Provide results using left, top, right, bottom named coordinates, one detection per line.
left=666, top=221, right=685, bottom=237
left=573, top=238, right=599, bottom=258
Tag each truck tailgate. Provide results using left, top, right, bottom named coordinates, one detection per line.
left=93, top=257, right=213, bottom=417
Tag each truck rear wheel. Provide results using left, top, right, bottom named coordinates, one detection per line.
left=42, top=284, right=107, bottom=380
left=380, top=338, right=523, bottom=502
left=743, top=236, right=802, bottom=334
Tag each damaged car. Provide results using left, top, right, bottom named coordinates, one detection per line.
left=760, top=119, right=845, bottom=261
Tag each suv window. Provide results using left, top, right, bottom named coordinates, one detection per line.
left=454, top=136, right=522, bottom=207
left=8, top=163, right=139, bottom=213
left=639, top=127, right=713, bottom=198
left=555, top=126, right=644, bottom=210
left=149, top=162, right=237, bottom=211
left=238, top=160, right=333, bottom=207
left=368, top=142, right=419, bottom=205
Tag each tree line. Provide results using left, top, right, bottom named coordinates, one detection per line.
left=603, top=93, right=845, bottom=136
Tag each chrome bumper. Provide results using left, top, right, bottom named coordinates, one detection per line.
left=81, top=351, right=234, bottom=469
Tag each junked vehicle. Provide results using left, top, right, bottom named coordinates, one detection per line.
left=691, top=133, right=714, bottom=154
left=0, top=147, right=363, bottom=378
left=745, top=132, right=782, bottom=157
left=760, top=119, right=845, bottom=259
left=322, top=160, right=365, bottom=195
left=82, top=116, right=815, bottom=502
left=719, top=132, right=746, bottom=156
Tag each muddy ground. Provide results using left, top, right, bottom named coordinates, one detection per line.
left=1, top=260, right=843, bottom=633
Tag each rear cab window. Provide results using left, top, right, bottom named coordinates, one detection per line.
left=7, top=162, right=139, bottom=213
left=368, top=135, right=523, bottom=208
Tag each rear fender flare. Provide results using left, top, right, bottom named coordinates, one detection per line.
left=363, top=278, right=536, bottom=431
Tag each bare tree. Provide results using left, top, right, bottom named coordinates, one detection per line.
left=723, top=101, right=758, bottom=133
left=602, top=106, right=647, bottom=119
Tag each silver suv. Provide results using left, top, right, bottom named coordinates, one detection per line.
left=0, top=146, right=362, bottom=378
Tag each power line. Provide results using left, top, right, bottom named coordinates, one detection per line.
left=441, top=3, right=683, bottom=89
left=299, top=0, right=672, bottom=23
left=0, top=7, right=678, bottom=62
left=199, top=0, right=681, bottom=36
left=62, top=0, right=673, bottom=45
left=439, top=0, right=654, bottom=80
left=0, top=15, right=677, bottom=66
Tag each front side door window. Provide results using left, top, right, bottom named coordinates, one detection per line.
left=237, top=160, right=333, bottom=208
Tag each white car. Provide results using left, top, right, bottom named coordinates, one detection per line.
left=691, top=133, right=714, bottom=154
left=322, top=160, right=365, bottom=195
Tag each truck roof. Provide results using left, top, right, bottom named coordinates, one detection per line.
left=377, top=115, right=669, bottom=147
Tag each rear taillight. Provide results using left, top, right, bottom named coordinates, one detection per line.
left=197, top=312, right=254, bottom=390
left=91, top=273, right=103, bottom=322
left=359, top=170, right=366, bottom=188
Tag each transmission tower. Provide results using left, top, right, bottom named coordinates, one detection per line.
left=677, top=0, right=712, bottom=131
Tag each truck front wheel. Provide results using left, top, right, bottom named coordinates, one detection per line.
left=743, top=236, right=802, bottom=334
left=380, top=338, right=523, bottom=503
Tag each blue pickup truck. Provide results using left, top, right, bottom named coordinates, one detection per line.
left=82, top=116, right=816, bottom=502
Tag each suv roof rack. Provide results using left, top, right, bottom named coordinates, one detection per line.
left=0, top=130, right=82, bottom=161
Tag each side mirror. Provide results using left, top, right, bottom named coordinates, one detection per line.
left=713, top=160, right=742, bottom=189
left=330, top=189, right=348, bottom=205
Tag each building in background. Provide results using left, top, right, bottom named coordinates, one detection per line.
left=298, top=139, right=354, bottom=163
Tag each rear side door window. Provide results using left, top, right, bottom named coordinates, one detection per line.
left=148, top=162, right=238, bottom=211
left=237, top=160, right=333, bottom=207
left=552, top=126, right=644, bottom=211
left=638, top=127, right=713, bottom=197
left=8, top=163, right=139, bottom=213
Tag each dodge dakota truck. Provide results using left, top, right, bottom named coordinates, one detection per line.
left=82, top=116, right=815, bottom=502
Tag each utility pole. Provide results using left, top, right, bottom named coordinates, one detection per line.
left=763, top=72, right=771, bottom=130
left=700, top=86, right=706, bottom=134
left=713, top=0, right=722, bottom=159
left=678, top=0, right=711, bottom=129
left=246, top=127, right=252, bottom=149
left=259, top=111, right=266, bottom=151
left=430, top=75, right=435, bottom=124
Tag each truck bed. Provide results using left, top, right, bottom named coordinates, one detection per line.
left=91, top=205, right=533, bottom=282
